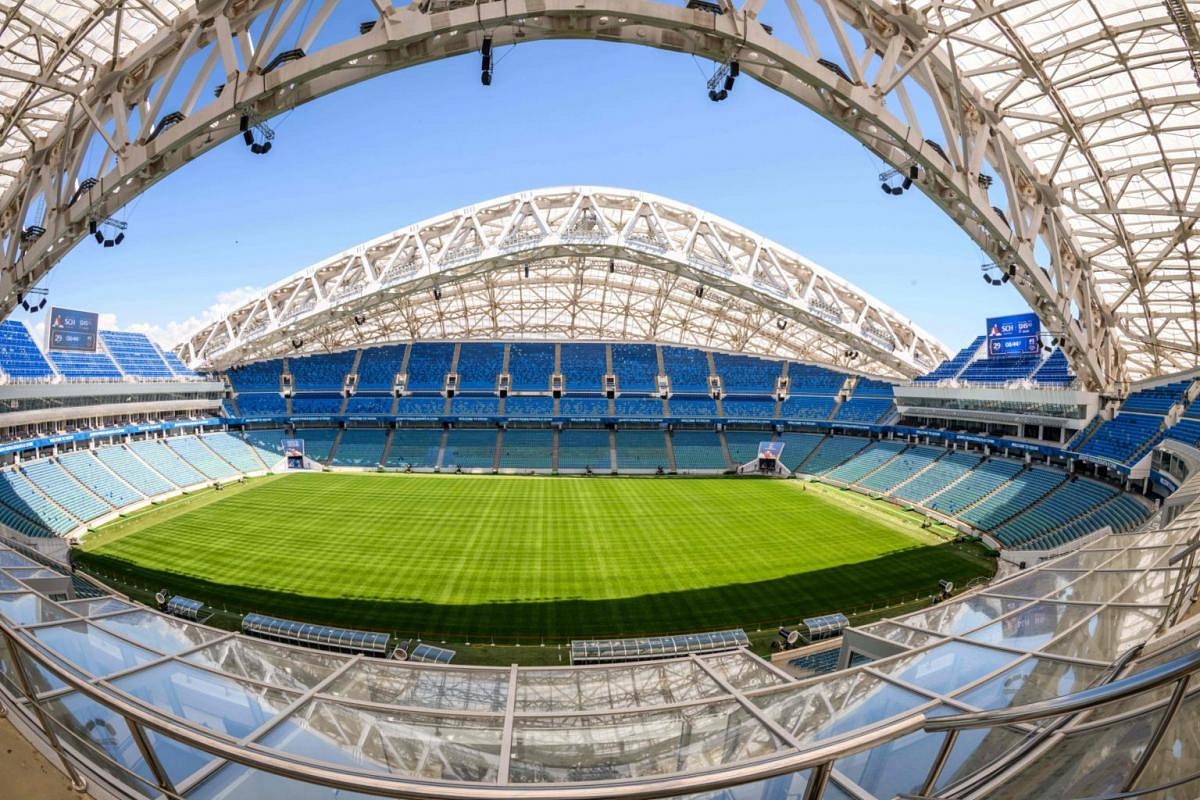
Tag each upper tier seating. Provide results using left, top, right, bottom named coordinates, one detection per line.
left=927, top=458, right=1024, bottom=515
left=615, top=430, right=669, bottom=470
left=96, top=446, right=175, bottom=497
left=290, top=395, right=344, bottom=415
left=386, top=429, right=443, bottom=468
left=396, top=397, right=446, bottom=417
left=455, top=343, right=505, bottom=391
left=853, top=379, right=895, bottom=398
left=959, top=466, right=1065, bottom=530
left=508, top=343, right=555, bottom=391
left=560, top=344, right=608, bottom=393
left=956, top=352, right=1043, bottom=383
left=289, top=351, right=355, bottom=391
left=779, top=395, right=836, bottom=421
left=49, top=350, right=123, bottom=380
left=713, top=353, right=779, bottom=394
left=160, top=349, right=200, bottom=379
left=915, top=336, right=984, bottom=383
left=611, top=344, right=658, bottom=392
left=833, top=398, right=892, bottom=424
left=724, top=431, right=768, bottom=466
left=671, top=430, right=727, bottom=470
left=777, top=432, right=826, bottom=471
left=0, top=470, right=74, bottom=534
left=615, top=397, right=663, bottom=418
left=1120, top=381, right=1190, bottom=415
left=505, top=397, right=554, bottom=417
left=201, top=433, right=266, bottom=473
left=859, top=446, right=943, bottom=492
left=99, top=331, right=173, bottom=379
left=787, top=364, right=845, bottom=394
left=23, top=459, right=111, bottom=521
left=58, top=451, right=142, bottom=508
left=1076, top=413, right=1164, bottom=464
left=345, top=395, right=393, bottom=415
left=669, top=397, right=718, bottom=418
left=499, top=429, right=553, bottom=470
left=662, top=347, right=710, bottom=393
left=560, top=397, right=610, bottom=417
left=825, top=441, right=907, bottom=484
left=893, top=451, right=981, bottom=504
left=1031, top=349, right=1074, bottom=386
left=228, top=359, right=284, bottom=392
left=332, top=429, right=386, bottom=467
left=722, top=398, right=776, bottom=419
left=557, top=428, right=612, bottom=470
left=236, top=393, right=287, bottom=416
left=294, top=428, right=338, bottom=462
left=166, top=437, right=239, bottom=480
left=406, top=343, right=454, bottom=391
left=442, top=428, right=497, bottom=468
left=801, top=436, right=870, bottom=474
left=0, top=320, right=55, bottom=380
left=128, top=440, right=206, bottom=487
left=356, top=344, right=406, bottom=390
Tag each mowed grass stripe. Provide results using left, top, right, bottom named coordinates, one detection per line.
left=80, top=474, right=993, bottom=638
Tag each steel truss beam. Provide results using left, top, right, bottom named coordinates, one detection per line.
left=181, top=186, right=947, bottom=376
left=0, top=0, right=1124, bottom=388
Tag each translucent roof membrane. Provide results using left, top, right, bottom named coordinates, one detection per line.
left=0, top=497, right=1193, bottom=797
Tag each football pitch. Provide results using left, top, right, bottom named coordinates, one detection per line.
left=79, top=473, right=994, bottom=640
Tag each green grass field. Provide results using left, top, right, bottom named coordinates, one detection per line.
left=78, top=473, right=994, bottom=641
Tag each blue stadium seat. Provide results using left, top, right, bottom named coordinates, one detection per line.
left=236, top=393, right=287, bottom=416
left=671, top=430, right=727, bottom=470
left=614, top=397, right=663, bottom=418
left=776, top=432, right=826, bottom=471
left=0, top=320, right=55, bottom=380
left=1119, top=381, right=1190, bottom=415
left=560, top=344, right=607, bottom=393
left=615, top=429, right=668, bottom=470
left=611, top=344, right=658, bottom=392
left=58, top=451, right=142, bottom=508
left=96, top=446, right=175, bottom=497
left=99, top=331, right=173, bottom=379
left=558, top=428, right=611, bottom=470
left=825, top=441, right=907, bottom=484
left=406, top=343, right=454, bottom=391
left=668, top=397, right=718, bottom=418
left=724, top=431, right=770, bottom=466
left=722, top=398, right=776, bottom=419
left=442, top=428, right=497, bottom=468
left=159, top=348, right=200, bottom=379
left=560, top=397, right=610, bottom=417
left=201, top=433, right=266, bottom=473
left=926, top=458, right=1023, bottom=515
left=128, top=440, right=206, bottom=487
left=853, top=379, right=895, bottom=398
left=345, top=395, right=394, bottom=415
left=356, top=345, right=406, bottom=390
left=893, top=451, right=981, bottom=504
left=661, top=347, right=711, bottom=393
left=915, top=336, right=985, bottom=383
left=290, top=395, right=344, bottom=415
left=1031, top=349, right=1074, bottom=386
left=332, top=429, right=387, bottom=466
left=959, top=466, right=1064, bottom=531
left=780, top=395, right=836, bottom=421
left=451, top=396, right=500, bottom=416
left=505, top=396, right=554, bottom=417
left=49, top=350, right=123, bottom=380
left=508, top=343, right=555, bottom=391
left=228, top=359, right=284, bottom=392
left=455, top=343, right=505, bottom=391
left=1076, top=412, right=1164, bottom=464
left=23, top=458, right=112, bottom=521
left=787, top=364, right=845, bottom=394
left=833, top=398, right=892, bottom=423
left=956, top=352, right=1042, bottom=383
left=386, top=428, right=443, bottom=468
left=499, top=429, right=553, bottom=469
left=292, top=428, right=338, bottom=462
left=396, top=397, right=446, bottom=417
left=801, top=436, right=870, bottom=474
left=0, top=470, right=75, bottom=534
left=289, top=351, right=355, bottom=391
left=713, top=353, right=780, bottom=394
left=165, top=437, right=239, bottom=479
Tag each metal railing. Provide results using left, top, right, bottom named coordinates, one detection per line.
left=4, top=610, right=1200, bottom=800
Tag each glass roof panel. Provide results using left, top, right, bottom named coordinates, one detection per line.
left=32, top=621, right=157, bottom=679
left=1042, top=606, right=1164, bottom=662
left=515, top=660, right=726, bottom=713
left=0, top=592, right=76, bottom=626
left=957, top=657, right=1104, bottom=710
left=324, top=660, right=510, bottom=712
left=95, top=610, right=224, bottom=655
left=964, top=602, right=1099, bottom=651
left=183, top=637, right=347, bottom=692
left=752, top=670, right=928, bottom=742
left=898, top=594, right=1028, bottom=635
left=873, top=641, right=1019, bottom=695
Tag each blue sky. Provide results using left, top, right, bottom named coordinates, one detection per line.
left=32, top=39, right=1033, bottom=351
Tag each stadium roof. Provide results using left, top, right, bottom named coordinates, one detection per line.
left=179, top=187, right=950, bottom=377
left=1, top=0, right=1198, bottom=386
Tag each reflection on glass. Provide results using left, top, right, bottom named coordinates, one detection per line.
left=510, top=701, right=780, bottom=783
left=900, top=595, right=1023, bottom=636
left=45, top=691, right=211, bottom=790
left=964, top=602, right=1097, bottom=650
left=326, top=660, right=509, bottom=712
left=188, top=764, right=379, bottom=800
left=957, top=657, right=1102, bottom=709
left=33, top=622, right=157, bottom=681
left=96, top=610, right=223, bottom=655
left=0, top=550, right=37, bottom=568
left=753, top=671, right=927, bottom=742
left=699, top=651, right=789, bottom=691
left=114, top=661, right=296, bottom=738
left=859, top=622, right=944, bottom=648
left=0, top=592, right=76, bottom=625
left=517, top=660, right=724, bottom=713
left=874, top=641, right=1017, bottom=695
left=986, top=570, right=1082, bottom=600
left=184, top=637, right=345, bottom=691
left=1043, top=606, right=1162, bottom=662
left=59, top=597, right=136, bottom=616
left=263, top=698, right=503, bottom=783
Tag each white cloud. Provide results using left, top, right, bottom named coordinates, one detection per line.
left=116, top=286, right=263, bottom=348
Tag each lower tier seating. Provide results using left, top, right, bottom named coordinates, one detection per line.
left=558, top=429, right=611, bottom=470
left=442, top=428, right=498, bottom=469
left=57, top=451, right=142, bottom=508
left=499, top=429, right=554, bottom=470
left=671, top=430, right=727, bottom=471
left=332, top=429, right=387, bottom=467
left=386, top=429, right=443, bottom=468
left=615, top=430, right=668, bottom=470
left=128, top=440, right=206, bottom=488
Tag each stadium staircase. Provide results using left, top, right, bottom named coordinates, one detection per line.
left=860, top=446, right=946, bottom=494
left=550, top=429, right=560, bottom=471
left=436, top=428, right=450, bottom=468
left=662, top=430, right=678, bottom=472
left=380, top=429, right=395, bottom=466
left=326, top=428, right=345, bottom=466
left=607, top=429, right=618, bottom=472
left=53, top=456, right=118, bottom=513
left=983, top=472, right=1071, bottom=532
left=195, top=436, right=241, bottom=475
left=492, top=428, right=504, bottom=471
left=717, top=430, right=734, bottom=470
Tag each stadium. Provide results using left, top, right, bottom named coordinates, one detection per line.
left=1, top=0, right=1199, bottom=799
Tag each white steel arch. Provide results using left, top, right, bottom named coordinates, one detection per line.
left=3, top=0, right=1196, bottom=387
left=181, top=186, right=949, bottom=377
